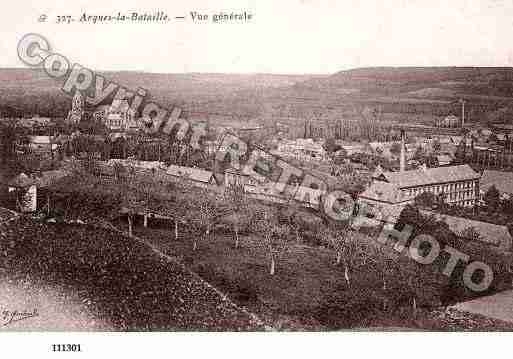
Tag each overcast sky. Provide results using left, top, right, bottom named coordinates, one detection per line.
left=2, top=0, right=513, bottom=74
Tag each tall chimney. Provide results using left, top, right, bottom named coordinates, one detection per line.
left=460, top=99, right=465, bottom=128
left=400, top=129, right=406, bottom=172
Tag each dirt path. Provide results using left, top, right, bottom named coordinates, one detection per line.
left=0, top=280, right=112, bottom=331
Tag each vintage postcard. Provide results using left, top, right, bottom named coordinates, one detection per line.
left=1, top=0, right=512, bottom=357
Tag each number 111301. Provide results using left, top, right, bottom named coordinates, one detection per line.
left=52, top=344, right=81, bottom=352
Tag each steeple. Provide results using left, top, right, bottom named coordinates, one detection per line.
left=66, top=91, right=84, bottom=124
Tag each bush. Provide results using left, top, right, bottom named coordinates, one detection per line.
left=49, top=188, right=122, bottom=221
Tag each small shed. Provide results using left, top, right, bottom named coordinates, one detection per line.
left=166, top=165, right=216, bottom=188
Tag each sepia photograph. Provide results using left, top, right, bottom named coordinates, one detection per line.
left=1, top=0, right=513, bottom=356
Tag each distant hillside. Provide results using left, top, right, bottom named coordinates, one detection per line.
left=0, top=68, right=324, bottom=118
left=260, top=67, right=513, bottom=122
left=0, top=68, right=323, bottom=97
left=295, top=67, right=513, bottom=99
left=3, top=67, right=513, bottom=125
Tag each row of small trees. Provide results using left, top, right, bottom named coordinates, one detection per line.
left=42, top=160, right=443, bottom=314
left=64, top=161, right=363, bottom=278
left=58, top=133, right=209, bottom=168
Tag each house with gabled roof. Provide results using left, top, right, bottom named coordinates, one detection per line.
left=436, top=154, right=453, bottom=166
left=358, top=181, right=414, bottom=224
left=166, top=165, right=216, bottom=188
left=422, top=210, right=512, bottom=252
left=372, top=164, right=480, bottom=207
left=7, top=173, right=37, bottom=212
left=480, top=170, right=513, bottom=200
left=6, top=170, right=71, bottom=213
left=104, top=97, right=137, bottom=132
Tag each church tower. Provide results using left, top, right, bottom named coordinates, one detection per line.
left=66, top=91, right=84, bottom=124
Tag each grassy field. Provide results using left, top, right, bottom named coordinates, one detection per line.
left=126, top=218, right=513, bottom=331
left=3, top=210, right=511, bottom=331
left=0, top=217, right=260, bottom=331
left=127, top=220, right=448, bottom=330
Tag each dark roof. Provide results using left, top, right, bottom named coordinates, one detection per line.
left=379, top=165, right=480, bottom=188
left=422, top=211, right=512, bottom=250
left=36, top=170, right=70, bottom=188
left=359, top=182, right=413, bottom=204
left=437, top=154, right=453, bottom=164
left=166, top=165, right=214, bottom=183
left=7, top=170, right=71, bottom=188
left=480, top=170, right=513, bottom=194
left=8, top=173, right=36, bottom=187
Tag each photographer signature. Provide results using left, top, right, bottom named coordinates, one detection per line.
left=2, top=309, right=39, bottom=327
